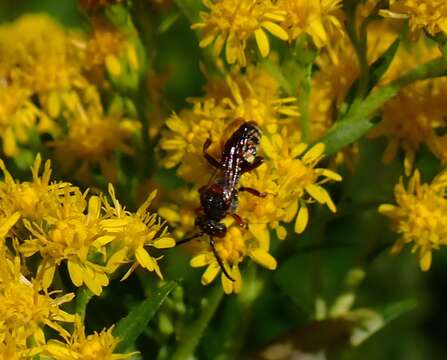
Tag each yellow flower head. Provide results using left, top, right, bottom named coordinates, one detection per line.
left=380, top=0, right=447, bottom=37
left=192, top=0, right=289, bottom=66
left=159, top=65, right=299, bottom=182
left=52, top=86, right=141, bottom=182
left=0, top=154, right=74, bottom=220
left=379, top=169, right=447, bottom=271
left=21, top=191, right=112, bottom=295
left=0, top=254, right=74, bottom=351
left=44, top=316, right=135, bottom=360
left=0, top=14, right=83, bottom=94
left=277, top=0, right=344, bottom=47
left=101, top=185, right=175, bottom=281
left=190, top=222, right=277, bottom=294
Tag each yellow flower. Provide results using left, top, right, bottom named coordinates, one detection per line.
left=0, top=14, right=84, bottom=94
left=190, top=222, right=276, bottom=294
left=380, top=0, right=447, bottom=37
left=0, top=254, right=75, bottom=351
left=159, top=65, right=299, bottom=182
left=277, top=0, right=344, bottom=47
left=44, top=316, right=136, bottom=360
left=52, top=86, right=141, bottom=182
left=0, top=85, right=45, bottom=157
left=0, top=154, right=74, bottom=220
left=20, top=191, right=113, bottom=295
left=239, top=133, right=342, bottom=243
left=369, top=78, right=447, bottom=175
left=101, top=185, right=175, bottom=281
left=192, top=0, right=289, bottom=66
left=379, top=169, right=447, bottom=271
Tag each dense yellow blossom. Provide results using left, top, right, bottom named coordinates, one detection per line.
left=0, top=252, right=75, bottom=354
left=159, top=65, right=299, bottom=182
left=44, top=316, right=135, bottom=360
left=370, top=37, right=446, bottom=174
left=380, top=0, right=447, bottom=37
left=52, top=86, right=141, bottom=182
left=0, top=154, right=74, bottom=220
left=101, top=185, right=176, bottom=281
left=192, top=0, right=289, bottom=66
left=379, top=169, right=447, bottom=271
left=277, top=0, right=344, bottom=47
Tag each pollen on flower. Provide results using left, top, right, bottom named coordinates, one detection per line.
left=191, top=0, right=288, bottom=66
left=379, top=169, right=447, bottom=271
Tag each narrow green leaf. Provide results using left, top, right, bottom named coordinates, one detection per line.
left=369, top=37, right=401, bottom=87
left=378, top=298, right=418, bottom=323
left=113, top=281, right=177, bottom=352
left=319, top=56, right=447, bottom=155
left=342, top=38, right=400, bottom=115
left=320, top=116, right=376, bottom=156
left=75, top=287, right=94, bottom=322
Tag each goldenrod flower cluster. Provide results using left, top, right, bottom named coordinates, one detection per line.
left=379, top=169, right=447, bottom=271
left=380, top=0, right=447, bottom=37
left=159, top=65, right=341, bottom=293
left=0, top=14, right=141, bottom=182
left=0, top=155, right=173, bottom=356
left=193, top=0, right=344, bottom=66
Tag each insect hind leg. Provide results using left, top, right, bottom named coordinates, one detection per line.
left=210, top=237, right=235, bottom=282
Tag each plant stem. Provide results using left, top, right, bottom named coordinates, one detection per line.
left=171, top=284, right=224, bottom=360
left=75, top=287, right=94, bottom=322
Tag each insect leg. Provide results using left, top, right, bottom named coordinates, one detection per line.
left=176, top=232, right=204, bottom=246
left=210, top=237, right=235, bottom=282
left=231, top=213, right=245, bottom=227
left=241, top=156, right=264, bottom=173
left=203, top=137, right=222, bottom=168
left=239, top=186, right=267, bottom=198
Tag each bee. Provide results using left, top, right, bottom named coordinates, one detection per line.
left=177, top=120, right=266, bottom=281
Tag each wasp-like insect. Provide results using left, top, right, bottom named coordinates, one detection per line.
left=177, top=120, right=266, bottom=281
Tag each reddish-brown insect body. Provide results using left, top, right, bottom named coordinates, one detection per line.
left=177, top=120, right=266, bottom=281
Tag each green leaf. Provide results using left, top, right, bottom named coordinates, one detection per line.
left=113, top=281, right=177, bottom=352
left=369, top=38, right=401, bottom=88
left=319, top=115, right=376, bottom=156
left=378, top=298, right=418, bottom=324
left=342, top=38, right=400, bottom=116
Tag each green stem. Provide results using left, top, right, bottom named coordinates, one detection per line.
left=75, top=287, right=94, bottom=322
left=171, top=285, right=224, bottom=360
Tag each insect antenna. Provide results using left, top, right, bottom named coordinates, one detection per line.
left=176, top=232, right=204, bottom=246
left=210, top=237, right=235, bottom=282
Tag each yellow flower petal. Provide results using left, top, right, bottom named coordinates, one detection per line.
left=261, top=21, right=288, bottom=40
left=191, top=253, right=211, bottom=267
left=295, top=204, right=308, bottom=234
left=105, top=54, right=122, bottom=76
left=67, top=260, right=84, bottom=287
left=302, top=143, right=325, bottom=164
left=254, top=28, right=270, bottom=58
left=201, top=262, right=220, bottom=285
left=250, top=249, right=277, bottom=270
left=420, top=250, right=432, bottom=271
left=199, top=32, right=216, bottom=48
left=315, top=168, right=342, bottom=181
left=0, top=211, right=20, bottom=238
left=83, top=265, right=102, bottom=296
left=222, top=272, right=233, bottom=294
left=152, top=237, right=176, bottom=249
left=248, top=223, right=270, bottom=250
left=135, top=247, right=155, bottom=271
left=41, top=263, right=56, bottom=289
